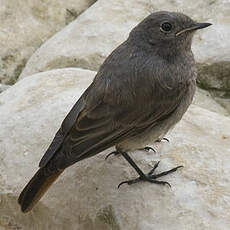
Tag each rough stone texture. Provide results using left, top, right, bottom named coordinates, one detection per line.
left=0, top=84, right=10, bottom=93
left=196, top=62, right=230, bottom=114
left=194, top=23, right=230, bottom=107
left=1, top=68, right=230, bottom=230
left=19, top=0, right=149, bottom=79
left=213, top=97, right=230, bottom=114
left=19, top=0, right=230, bottom=80
left=193, top=87, right=228, bottom=116
left=0, top=0, right=96, bottom=84
left=197, top=62, right=230, bottom=92
left=18, top=0, right=230, bottom=115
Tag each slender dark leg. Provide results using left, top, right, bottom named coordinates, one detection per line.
left=118, top=151, right=183, bottom=188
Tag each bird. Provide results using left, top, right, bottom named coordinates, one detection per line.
left=18, top=11, right=211, bottom=213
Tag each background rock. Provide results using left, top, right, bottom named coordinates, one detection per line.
left=196, top=62, right=230, bottom=114
left=0, top=68, right=95, bottom=229
left=213, top=97, right=230, bottom=114
left=0, top=0, right=96, bottom=84
left=19, top=0, right=230, bottom=80
left=197, top=62, right=230, bottom=92
left=17, top=0, right=230, bottom=115
left=193, top=87, right=228, bottom=116
left=19, top=0, right=150, bottom=79
left=1, top=68, right=230, bottom=230
left=0, top=84, right=10, bottom=93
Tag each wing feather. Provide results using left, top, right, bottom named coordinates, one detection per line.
left=39, top=96, right=85, bottom=167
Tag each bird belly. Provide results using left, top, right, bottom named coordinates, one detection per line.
left=116, top=80, right=196, bottom=152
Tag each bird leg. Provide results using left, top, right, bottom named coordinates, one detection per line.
left=118, top=151, right=183, bottom=188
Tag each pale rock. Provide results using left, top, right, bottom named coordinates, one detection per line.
left=193, top=87, right=229, bottom=116
left=196, top=62, right=230, bottom=91
left=19, top=0, right=150, bottom=79
left=213, top=96, right=230, bottom=114
left=0, top=0, right=96, bottom=84
left=18, top=0, right=230, bottom=115
left=1, top=68, right=230, bottom=229
left=196, top=62, right=230, bottom=114
left=0, top=84, right=10, bottom=93
left=19, top=0, right=230, bottom=81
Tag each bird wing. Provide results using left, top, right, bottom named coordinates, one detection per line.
left=39, top=94, right=85, bottom=167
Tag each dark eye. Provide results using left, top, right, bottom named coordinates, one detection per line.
left=160, top=22, right=172, bottom=33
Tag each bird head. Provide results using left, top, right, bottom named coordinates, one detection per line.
left=129, top=11, right=212, bottom=55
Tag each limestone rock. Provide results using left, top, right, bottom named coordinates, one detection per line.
left=0, top=84, right=10, bottom=93
left=0, top=68, right=96, bottom=229
left=196, top=62, right=230, bottom=114
left=19, top=0, right=230, bottom=81
left=193, top=87, right=228, bottom=116
left=0, top=0, right=96, bottom=84
left=194, top=22, right=230, bottom=96
left=213, top=96, right=230, bottom=115
left=1, top=68, right=230, bottom=229
left=196, top=62, right=230, bottom=92
left=19, top=0, right=150, bottom=79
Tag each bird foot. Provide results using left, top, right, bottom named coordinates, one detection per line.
left=105, top=146, right=156, bottom=160
left=156, top=137, right=170, bottom=143
left=105, top=151, right=120, bottom=160
left=118, top=161, right=183, bottom=188
left=140, top=146, right=156, bottom=152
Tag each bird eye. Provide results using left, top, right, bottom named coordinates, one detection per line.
left=160, top=22, right=172, bottom=33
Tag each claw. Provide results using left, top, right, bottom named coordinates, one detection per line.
left=156, top=180, right=171, bottom=187
left=117, top=151, right=182, bottom=189
left=150, top=165, right=183, bottom=179
left=117, top=176, right=171, bottom=188
left=143, top=146, right=156, bottom=152
left=118, top=176, right=142, bottom=188
left=117, top=180, right=130, bottom=188
left=105, top=151, right=119, bottom=160
left=162, top=138, right=170, bottom=142
left=156, top=137, right=170, bottom=143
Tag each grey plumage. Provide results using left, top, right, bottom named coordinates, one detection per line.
left=18, top=11, right=211, bottom=212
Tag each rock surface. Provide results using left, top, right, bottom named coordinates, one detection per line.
left=18, top=0, right=230, bottom=115
left=193, top=87, right=228, bottom=116
left=1, top=68, right=230, bottom=230
left=196, top=62, right=230, bottom=114
left=0, top=0, right=96, bottom=84
left=0, top=84, right=10, bottom=93
left=19, top=0, right=230, bottom=81
left=213, top=97, right=230, bottom=114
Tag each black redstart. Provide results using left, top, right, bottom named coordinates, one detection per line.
left=18, top=11, right=211, bottom=212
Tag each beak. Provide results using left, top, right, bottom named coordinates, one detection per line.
left=176, top=22, right=212, bottom=36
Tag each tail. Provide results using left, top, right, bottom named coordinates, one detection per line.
left=18, top=168, right=63, bottom=213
